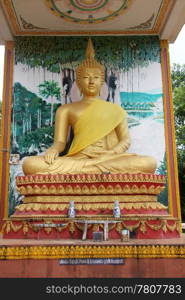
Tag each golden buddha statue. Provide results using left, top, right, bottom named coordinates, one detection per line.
left=22, top=39, right=157, bottom=175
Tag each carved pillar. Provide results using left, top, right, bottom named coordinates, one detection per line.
left=160, top=40, right=181, bottom=220
left=0, top=41, right=14, bottom=230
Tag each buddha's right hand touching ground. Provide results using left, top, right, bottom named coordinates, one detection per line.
left=44, top=148, right=59, bottom=164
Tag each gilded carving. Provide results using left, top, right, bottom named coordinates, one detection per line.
left=16, top=173, right=166, bottom=185
left=14, top=201, right=167, bottom=213
left=41, top=185, right=49, bottom=194
left=22, top=195, right=158, bottom=203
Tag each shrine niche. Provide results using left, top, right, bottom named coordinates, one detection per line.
left=1, top=0, right=185, bottom=281
left=0, top=36, right=181, bottom=239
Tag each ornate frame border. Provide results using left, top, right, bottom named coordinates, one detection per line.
left=0, top=39, right=181, bottom=233
left=0, top=41, right=14, bottom=227
left=160, top=40, right=181, bottom=220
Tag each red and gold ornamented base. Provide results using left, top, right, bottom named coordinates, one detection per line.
left=2, top=216, right=180, bottom=240
left=0, top=241, right=185, bottom=278
left=2, top=173, right=180, bottom=239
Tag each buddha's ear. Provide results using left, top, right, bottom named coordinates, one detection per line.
left=76, top=79, right=81, bottom=90
left=76, top=81, right=83, bottom=96
left=77, top=83, right=83, bottom=96
left=77, top=85, right=82, bottom=96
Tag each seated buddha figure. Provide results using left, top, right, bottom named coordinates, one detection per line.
left=22, top=39, right=157, bottom=175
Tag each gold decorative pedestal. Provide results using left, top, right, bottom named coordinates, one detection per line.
left=2, top=173, right=180, bottom=239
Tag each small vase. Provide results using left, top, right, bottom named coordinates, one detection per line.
left=113, top=200, right=120, bottom=218
left=68, top=200, right=76, bottom=218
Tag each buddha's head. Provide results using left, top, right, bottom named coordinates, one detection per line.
left=76, top=38, right=105, bottom=97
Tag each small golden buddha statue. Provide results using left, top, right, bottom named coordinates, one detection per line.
left=22, top=39, right=157, bottom=175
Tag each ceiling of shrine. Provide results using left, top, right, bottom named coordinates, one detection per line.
left=0, top=0, right=185, bottom=43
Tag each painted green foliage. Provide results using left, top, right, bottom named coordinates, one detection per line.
left=38, top=80, right=61, bottom=126
left=14, top=36, right=160, bottom=72
left=12, top=82, right=60, bottom=155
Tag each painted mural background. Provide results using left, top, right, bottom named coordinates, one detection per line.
left=9, top=36, right=167, bottom=215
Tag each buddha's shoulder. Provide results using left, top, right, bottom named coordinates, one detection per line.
left=56, top=102, right=80, bottom=114
left=95, top=99, right=126, bottom=114
left=105, top=101, right=125, bottom=111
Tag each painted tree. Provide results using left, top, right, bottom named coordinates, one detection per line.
left=12, top=82, right=57, bottom=154
left=13, top=83, right=45, bottom=135
left=14, top=36, right=161, bottom=104
left=38, top=80, right=61, bottom=126
left=15, top=36, right=160, bottom=71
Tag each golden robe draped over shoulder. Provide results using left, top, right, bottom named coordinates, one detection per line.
left=37, top=99, right=156, bottom=174
left=67, top=99, right=125, bottom=156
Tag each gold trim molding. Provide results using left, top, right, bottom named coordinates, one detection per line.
left=0, top=244, right=184, bottom=260
left=153, top=0, right=174, bottom=33
left=0, top=41, right=14, bottom=222
left=16, top=173, right=166, bottom=184
left=14, top=202, right=167, bottom=212
left=160, top=40, right=181, bottom=220
left=17, top=183, right=165, bottom=196
left=23, top=195, right=158, bottom=203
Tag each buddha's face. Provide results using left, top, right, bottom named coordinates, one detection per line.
left=79, top=68, right=103, bottom=97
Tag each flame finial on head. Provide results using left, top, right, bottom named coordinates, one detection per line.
left=85, top=38, right=95, bottom=60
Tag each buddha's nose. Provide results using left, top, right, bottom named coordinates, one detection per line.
left=89, top=77, right=94, bottom=83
